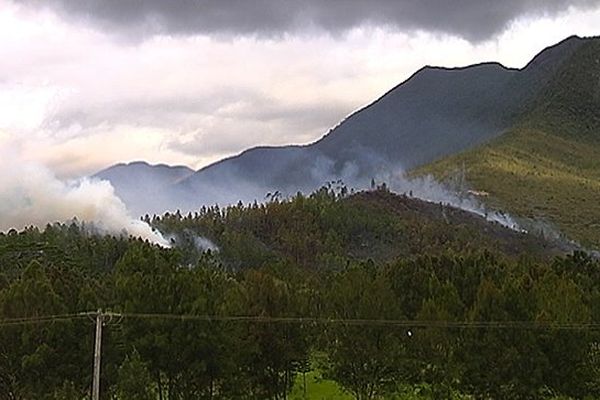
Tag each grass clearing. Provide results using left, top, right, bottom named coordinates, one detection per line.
left=290, top=370, right=351, bottom=400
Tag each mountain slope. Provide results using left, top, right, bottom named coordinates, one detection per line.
left=416, top=37, right=600, bottom=247
left=173, top=37, right=583, bottom=205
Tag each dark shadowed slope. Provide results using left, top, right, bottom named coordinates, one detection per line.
left=316, top=35, right=583, bottom=167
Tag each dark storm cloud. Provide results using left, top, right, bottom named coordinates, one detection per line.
left=23, top=0, right=600, bottom=41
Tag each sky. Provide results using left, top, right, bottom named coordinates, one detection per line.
left=2, top=0, right=600, bottom=178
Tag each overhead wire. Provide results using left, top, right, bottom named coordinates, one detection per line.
left=0, top=313, right=88, bottom=327
left=116, top=312, right=600, bottom=331
left=1, top=312, right=600, bottom=330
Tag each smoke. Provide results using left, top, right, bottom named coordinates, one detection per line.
left=163, top=229, right=219, bottom=253
left=147, top=151, right=524, bottom=232
left=379, top=172, right=521, bottom=230
left=87, top=144, right=524, bottom=235
left=0, top=154, right=170, bottom=247
left=303, top=152, right=522, bottom=230
left=193, top=235, right=219, bottom=252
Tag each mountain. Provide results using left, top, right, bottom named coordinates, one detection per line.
left=94, top=161, right=194, bottom=216
left=172, top=36, right=583, bottom=191
left=416, top=36, right=600, bottom=248
left=94, top=35, right=599, bottom=247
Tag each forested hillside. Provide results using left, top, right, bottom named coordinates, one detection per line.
left=1, top=188, right=599, bottom=399
left=152, top=187, right=567, bottom=268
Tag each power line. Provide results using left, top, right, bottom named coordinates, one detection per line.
left=1, top=312, right=600, bottom=330
left=0, top=313, right=87, bottom=327
left=119, top=313, right=600, bottom=331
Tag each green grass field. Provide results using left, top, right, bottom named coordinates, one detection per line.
left=290, top=371, right=352, bottom=400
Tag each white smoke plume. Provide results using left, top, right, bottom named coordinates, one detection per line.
left=0, top=154, right=170, bottom=247
left=305, top=154, right=522, bottom=231
left=381, top=172, right=521, bottom=230
left=193, top=235, right=219, bottom=252
left=164, top=229, right=219, bottom=253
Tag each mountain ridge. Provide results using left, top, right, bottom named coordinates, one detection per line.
left=95, top=35, right=596, bottom=229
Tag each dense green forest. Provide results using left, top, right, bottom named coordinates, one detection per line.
left=1, top=188, right=599, bottom=399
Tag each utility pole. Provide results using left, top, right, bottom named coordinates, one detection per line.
left=85, top=309, right=122, bottom=400
left=92, top=309, right=103, bottom=400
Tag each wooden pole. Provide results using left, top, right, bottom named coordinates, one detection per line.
left=92, top=309, right=103, bottom=400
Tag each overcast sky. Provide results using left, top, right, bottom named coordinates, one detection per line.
left=2, top=0, right=600, bottom=178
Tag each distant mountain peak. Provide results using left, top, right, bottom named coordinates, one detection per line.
left=106, top=160, right=193, bottom=170
left=420, top=61, right=511, bottom=73
left=94, top=161, right=195, bottom=216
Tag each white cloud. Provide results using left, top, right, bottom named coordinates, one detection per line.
left=0, top=0, right=599, bottom=178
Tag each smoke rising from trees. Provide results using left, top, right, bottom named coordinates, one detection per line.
left=0, top=154, right=170, bottom=246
